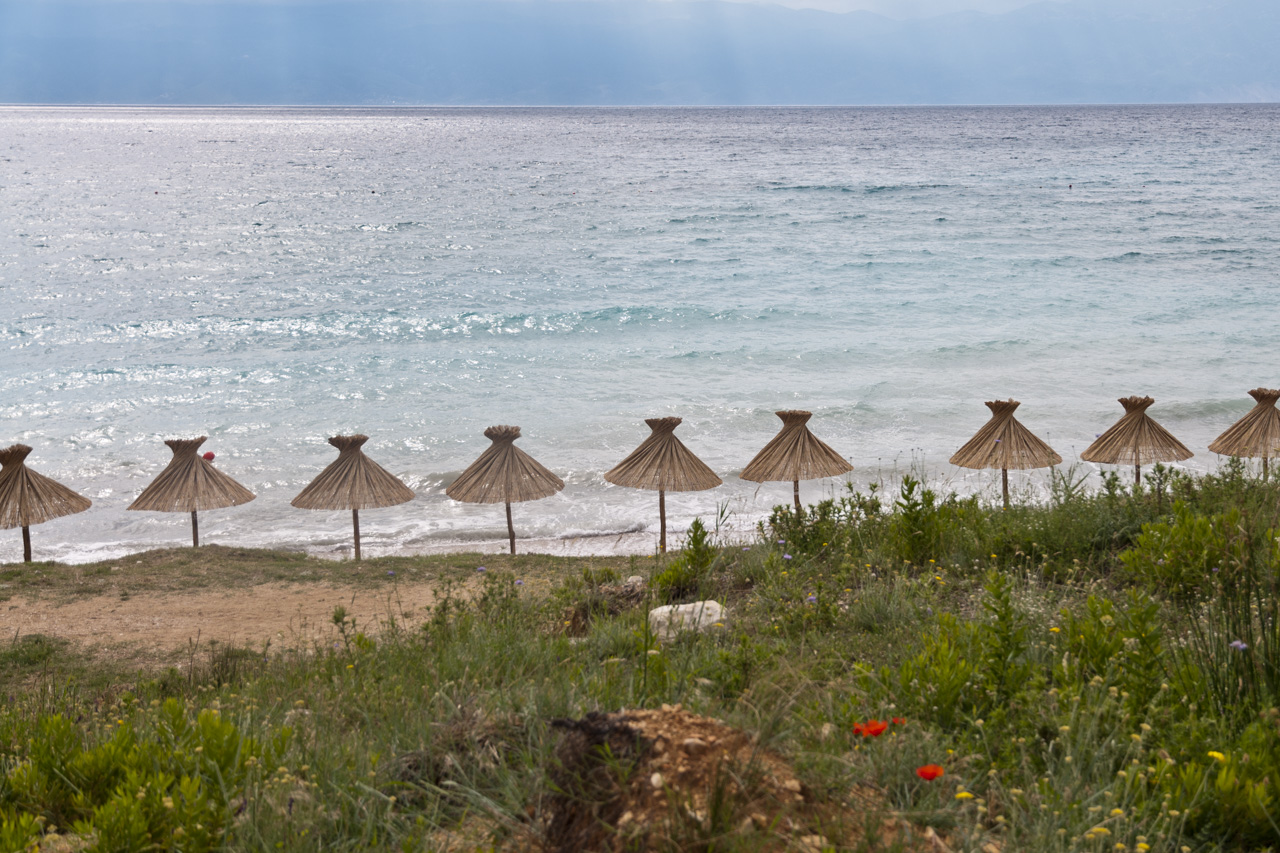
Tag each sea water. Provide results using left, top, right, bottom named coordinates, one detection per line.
left=2, top=105, right=1279, bottom=563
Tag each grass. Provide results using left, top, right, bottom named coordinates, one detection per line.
left=0, top=545, right=639, bottom=603
left=2, top=462, right=1280, bottom=850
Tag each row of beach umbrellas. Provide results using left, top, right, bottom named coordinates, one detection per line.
left=4, top=389, right=1280, bottom=563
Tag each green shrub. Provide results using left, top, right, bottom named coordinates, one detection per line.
left=1161, top=713, right=1280, bottom=847
left=654, top=517, right=716, bottom=602
left=0, top=811, right=41, bottom=851
left=1119, top=502, right=1247, bottom=598
left=1, top=701, right=290, bottom=851
left=763, top=484, right=883, bottom=559
left=1054, top=590, right=1165, bottom=711
left=888, top=477, right=987, bottom=567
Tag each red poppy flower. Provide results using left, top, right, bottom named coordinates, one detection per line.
left=854, top=719, right=888, bottom=738
left=892, top=717, right=906, bottom=725
left=916, top=764, right=944, bottom=781
left=202, top=452, right=215, bottom=461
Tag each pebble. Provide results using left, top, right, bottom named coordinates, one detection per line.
left=682, top=737, right=709, bottom=755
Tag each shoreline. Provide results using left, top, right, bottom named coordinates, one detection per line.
left=0, top=455, right=1244, bottom=566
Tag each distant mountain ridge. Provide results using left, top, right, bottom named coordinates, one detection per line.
left=0, top=0, right=1275, bottom=104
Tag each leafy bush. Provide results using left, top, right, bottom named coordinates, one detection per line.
left=654, top=517, right=717, bottom=602
left=1161, top=712, right=1280, bottom=847
left=1, top=700, right=291, bottom=851
left=763, top=484, right=883, bottom=559
left=886, top=573, right=1038, bottom=732
left=1119, top=502, right=1247, bottom=598
left=888, top=477, right=987, bottom=567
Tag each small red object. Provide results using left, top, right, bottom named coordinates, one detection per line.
left=203, top=452, right=215, bottom=461
left=854, top=719, right=888, bottom=738
left=916, top=764, right=944, bottom=781
left=892, top=717, right=906, bottom=725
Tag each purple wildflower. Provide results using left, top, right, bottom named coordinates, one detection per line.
left=387, top=570, right=395, bottom=576
left=476, top=566, right=486, bottom=572
left=515, top=579, right=523, bottom=585
left=1230, top=640, right=1248, bottom=651
left=783, top=554, right=792, bottom=560
left=806, top=594, right=817, bottom=604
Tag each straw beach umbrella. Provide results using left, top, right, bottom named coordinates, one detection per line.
left=446, top=425, right=564, bottom=555
left=128, top=437, right=255, bottom=547
left=291, top=435, right=414, bottom=561
left=1081, top=396, right=1192, bottom=485
left=741, top=410, right=853, bottom=514
left=950, top=400, right=1061, bottom=509
left=0, top=444, right=92, bottom=563
left=1209, top=388, right=1280, bottom=478
left=604, top=417, right=722, bottom=553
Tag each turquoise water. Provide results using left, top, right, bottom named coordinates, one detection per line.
left=2, top=105, right=1279, bottom=562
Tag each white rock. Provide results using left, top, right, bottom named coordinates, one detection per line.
left=626, top=575, right=646, bottom=585
left=648, top=600, right=727, bottom=640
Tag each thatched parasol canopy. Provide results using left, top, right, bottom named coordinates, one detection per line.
left=604, top=417, right=722, bottom=552
left=1081, top=396, right=1192, bottom=484
left=1209, top=388, right=1280, bottom=477
left=446, top=425, right=564, bottom=554
left=0, top=444, right=92, bottom=563
left=291, top=435, right=414, bottom=561
left=950, top=400, right=1061, bottom=508
left=741, top=410, right=853, bottom=514
left=128, top=437, right=255, bottom=547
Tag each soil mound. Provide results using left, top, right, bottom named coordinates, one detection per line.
left=541, top=705, right=942, bottom=852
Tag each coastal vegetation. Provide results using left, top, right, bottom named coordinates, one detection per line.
left=4, top=461, right=1280, bottom=850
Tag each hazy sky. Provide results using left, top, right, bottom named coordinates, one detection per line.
left=42, top=0, right=1053, bottom=17
left=4, top=0, right=1272, bottom=105
left=709, top=0, right=1046, bottom=17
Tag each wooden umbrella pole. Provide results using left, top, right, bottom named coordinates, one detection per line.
left=506, top=501, right=516, bottom=555
left=659, top=489, right=667, bottom=553
left=793, top=479, right=802, bottom=515
left=22, top=526, right=31, bottom=563
left=352, top=508, right=361, bottom=562
left=1002, top=468, right=1009, bottom=509
left=1265, top=456, right=1270, bottom=481
left=1135, top=463, right=1142, bottom=487
left=191, top=510, right=199, bottom=548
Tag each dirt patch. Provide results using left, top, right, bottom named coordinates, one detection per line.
left=541, top=706, right=946, bottom=852
left=0, top=580, right=459, bottom=664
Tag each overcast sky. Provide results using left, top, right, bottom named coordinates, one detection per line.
left=3, top=0, right=1272, bottom=105
left=66, top=0, right=1055, bottom=18
left=700, top=0, right=1045, bottom=17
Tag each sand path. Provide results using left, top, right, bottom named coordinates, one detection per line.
left=1, top=582, right=450, bottom=662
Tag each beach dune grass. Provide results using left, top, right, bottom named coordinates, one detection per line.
left=4, top=464, right=1280, bottom=849
left=0, top=545, right=636, bottom=603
